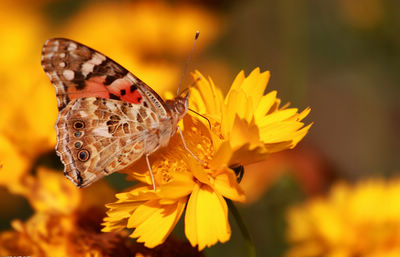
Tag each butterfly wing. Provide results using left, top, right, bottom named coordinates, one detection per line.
left=57, top=97, right=163, bottom=187
left=41, top=38, right=174, bottom=187
left=41, top=38, right=168, bottom=118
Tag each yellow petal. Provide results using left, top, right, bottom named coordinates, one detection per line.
left=254, top=91, right=278, bottom=121
left=295, top=107, right=311, bottom=121
left=129, top=198, right=186, bottom=248
left=102, top=215, right=132, bottom=232
left=104, top=198, right=144, bottom=220
left=230, top=144, right=270, bottom=166
left=209, top=141, right=233, bottom=171
left=184, top=183, right=200, bottom=247
left=103, top=184, right=158, bottom=230
left=126, top=184, right=159, bottom=201
left=157, top=171, right=195, bottom=199
left=187, top=157, right=211, bottom=186
left=257, top=108, right=300, bottom=127
left=259, top=121, right=308, bottom=144
left=214, top=169, right=246, bottom=202
left=189, top=84, right=207, bottom=114
left=227, top=70, right=245, bottom=94
left=226, top=68, right=270, bottom=111
left=289, top=123, right=313, bottom=148
left=222, top=90, right=253, bottom=136
left=239, top=68, right=270, bottom=109
left=185, top=183, right=231, bottom=250
left=232, top=116, right=260, bottom=149
left=191, top=71, right=223, bottom=117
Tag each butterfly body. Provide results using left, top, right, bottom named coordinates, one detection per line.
left=41, top=38, right=188, bottom=187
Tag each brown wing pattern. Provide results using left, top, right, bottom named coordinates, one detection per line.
left=56, top=97, right=162, bottom=187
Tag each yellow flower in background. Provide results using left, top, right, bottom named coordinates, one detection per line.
left=0, top=5, right=57, bottom=194
left=286, top=178, right=400, bottom=257
left=62, top=0, right=221, bottom=95
left=0, top=135, right=29, bottom=193
left=1, top=167, right=133, bottom=257
left=103, top=68, right=311, bottom=250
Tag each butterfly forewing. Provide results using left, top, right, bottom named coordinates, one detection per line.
left=41, top=38, right=167, bottom=117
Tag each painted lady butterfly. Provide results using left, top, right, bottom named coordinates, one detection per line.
left=41, top=38, right=190, bottom=189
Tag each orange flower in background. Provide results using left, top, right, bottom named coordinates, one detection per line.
left=286, top=178, right=400, bottom=257
left=103, top=68, right=311, bottom=250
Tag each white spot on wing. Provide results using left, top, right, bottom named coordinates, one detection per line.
left=49, top=71, right=59, bottom=80
left=44, top=53, right=54, bottom=60
left=44, top=39, right=50, bottom=47
left=80, top=53, right=106, bottom=76
left=48, top=45, right=59, bottom=52
left=82, top=62, right=95, bottom=76
left=59, top=62, right=66, bottom=68
left=92, top=53, right=106, bottom=64
left=68, top=43, right=77, bottom=51
left=106, top=101, right=117, bottom=110
left=59, top=53, right=66, bottom=58
left=77, top=111, right=88, bottom=118
left=63, top=70, right=74, bottom=80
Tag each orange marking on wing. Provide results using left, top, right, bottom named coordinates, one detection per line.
left=109, top=78, right=143, bottom=104
left=123, top=90, right=142, bottom=104
left=108, top=78, right=130, bottom=94
left=67, top=76, right=109, bottom=99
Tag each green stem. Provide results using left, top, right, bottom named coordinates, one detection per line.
left=227, top=199, right=256, bottom=257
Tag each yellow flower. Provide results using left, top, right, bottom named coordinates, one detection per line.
left=286, top=178, right=400, bottom=257
left=191, top=68, right=311, bottom=159
left=103, top=115, right=245, bottom=250
left=103, top=68, right=311, bottom=250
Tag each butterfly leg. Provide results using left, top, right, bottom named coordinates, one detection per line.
left=177, top=126, right=205, bottom=164
left=145, top=154, right=157, bottom=191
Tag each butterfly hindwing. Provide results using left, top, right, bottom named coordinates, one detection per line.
left=56, top=97, right=163, bottom=187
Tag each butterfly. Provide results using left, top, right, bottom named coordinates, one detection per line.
left=41, top=38, right=190, bottom=189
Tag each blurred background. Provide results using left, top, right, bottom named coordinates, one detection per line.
left=0, top=0, right=399, bottom=256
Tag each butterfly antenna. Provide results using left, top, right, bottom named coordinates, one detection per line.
left=177, top=30, right=200, bottom=96
left=188, top=108, right=211, bottom=129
